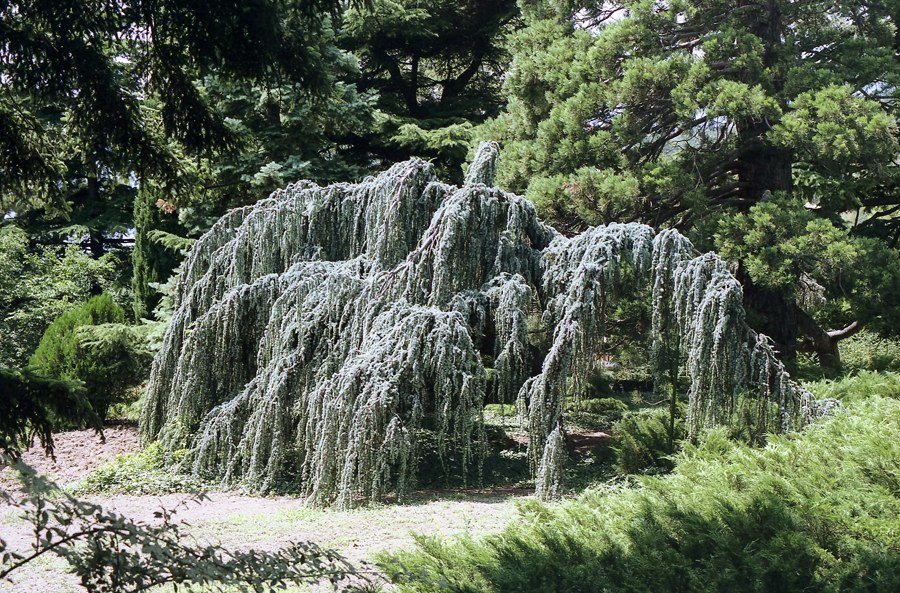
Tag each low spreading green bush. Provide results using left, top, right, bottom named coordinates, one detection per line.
left=383, top=386, right=900, bottom=593
left=566, top=396, right=629, bottom=431
left=29, top=294, right=151, bottom=422
left=839, top=331, right=900, bottom=373
left=795, top=331, right=900, bottom=380
left=611, top=406, right=683, bottom=475
left=483, top=403, right=521, bottom=431
left=805, top=370, right=900, bottom=405
left=72, top=442, right=203, bottom=495
left=106, top=386, right=146, bottom=422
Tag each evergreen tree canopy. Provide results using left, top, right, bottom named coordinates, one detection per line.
left=487, top=0, right=899, bottom=365
left=142, top=144, right=830, bottom=506
left=1, top=0, right=370, bottom=323
left=0, top=0, right=352, bottom=213
left=341, top=0, right=520, bottom=177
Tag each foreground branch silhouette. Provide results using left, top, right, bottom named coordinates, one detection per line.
left=0, top=459, right=368, bottom=592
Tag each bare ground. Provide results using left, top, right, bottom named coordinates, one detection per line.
left=0, top=423, right=140, bottom=490
left=1, top=425, right=528, bottom=592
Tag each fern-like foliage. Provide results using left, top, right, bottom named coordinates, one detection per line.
left=147, top=229, right=197, bottom=254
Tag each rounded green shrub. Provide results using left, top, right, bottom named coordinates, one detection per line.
left=29, top=294, right=150, bottom=422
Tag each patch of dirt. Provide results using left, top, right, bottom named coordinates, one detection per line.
left=0, top=487, right=528, bottom=592
left=0, top=426, right=529, bottom=592
left=1, top=423, right=140, bottom=489
left=507, top=430, right=614, bottom=454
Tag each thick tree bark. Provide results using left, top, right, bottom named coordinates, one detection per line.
left=733, top=134, right=835, bottom=368
left=86, top=177, right=105, bottom=259
left=736, top=0, right=792, bottom=203
left=88, top=229, right=105, bottom=259
left=732, top=0, right=798, bottom=355
left=265, top=97, right=281, bottom=127
left=737, top=141, right=793, bottom=203
left=796, top=307, right=862, bottom=369
left=739, top=269, right=799, bottom=357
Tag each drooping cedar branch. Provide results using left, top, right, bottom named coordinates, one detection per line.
left=143, top=143, right=831, bottom=507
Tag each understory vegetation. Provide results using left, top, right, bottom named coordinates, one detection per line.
left=29, top=294, right=151, bottom=423
left=795, top=331, right=900, bottom=381
left=381, top=374, right=900, bottom=592
left=0, top=368, right=99, bottom=458
left=71, top=443, right=204, bottom=496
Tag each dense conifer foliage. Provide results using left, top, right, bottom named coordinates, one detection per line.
left=0, top=369, right=97, bottom=458
left=340, top=0, right=519, bottom=177
left=382, top=378, right=900, bottom=593
left=0, top=2, right=897, bottom=590
left=487, top=0, right=899, bottom=364
left=143, top=144, right=828, bottom=506
left=0, top=0, right=352, bottom=205
left=30, top=294, right=151, bottom=421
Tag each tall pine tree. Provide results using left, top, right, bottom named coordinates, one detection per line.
left=486, top=0, right=899, bottom=366
left=1, top=0, right=363, bottom=319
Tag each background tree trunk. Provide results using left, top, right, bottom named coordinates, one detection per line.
left=796, top=308, right=862, bottom=369
left=739, top=271, right=799, bottom=359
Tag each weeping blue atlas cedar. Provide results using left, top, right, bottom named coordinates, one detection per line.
left=142, top=143, right=829, bottom=507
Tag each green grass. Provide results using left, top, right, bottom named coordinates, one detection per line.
left=381, top=374, right=900, bottom=593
